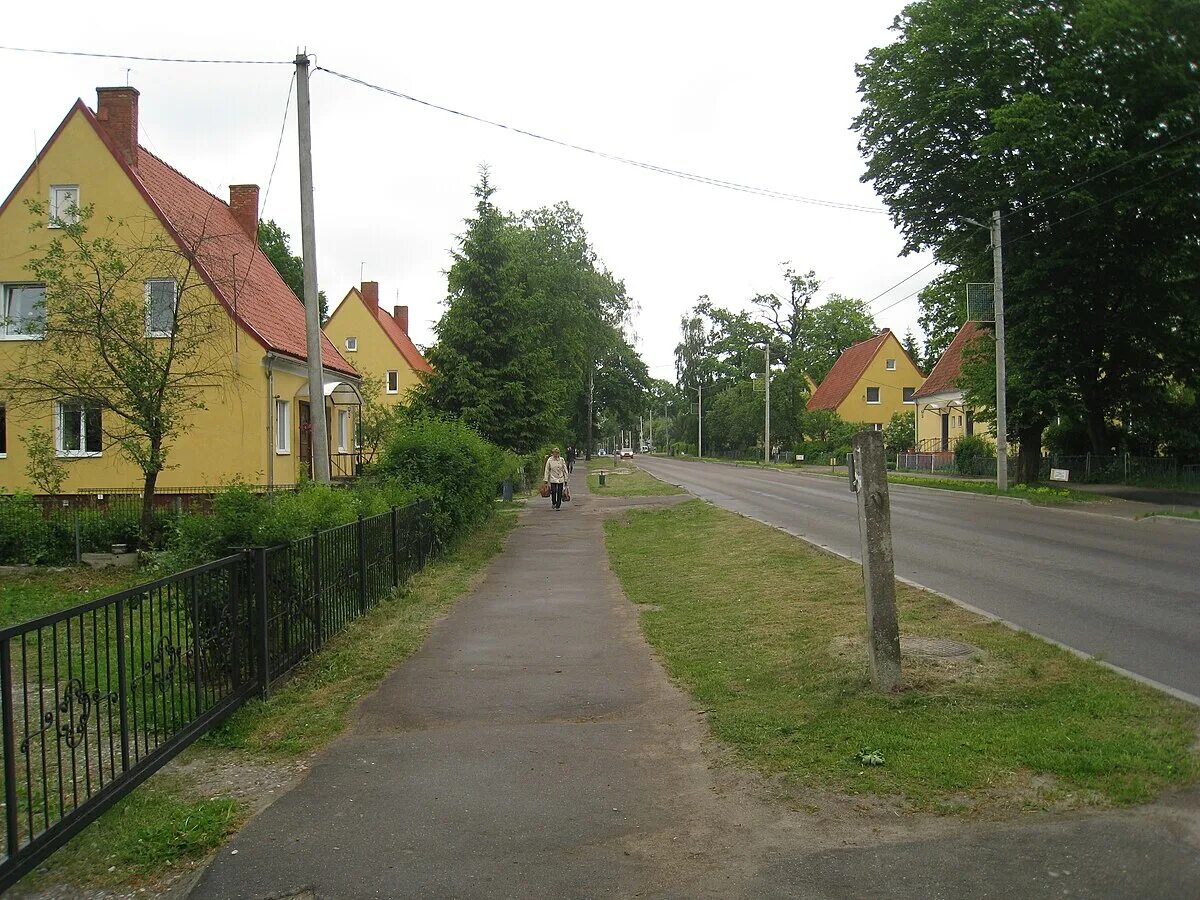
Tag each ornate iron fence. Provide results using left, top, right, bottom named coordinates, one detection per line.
left=0, top=501, right=432, bottom=890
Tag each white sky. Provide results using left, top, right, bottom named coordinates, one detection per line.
left=1, top=1, right=939, bottom=382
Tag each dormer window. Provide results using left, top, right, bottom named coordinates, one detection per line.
left=345, top=337, right=357, bottom=352
left=49, top=185, right=80, bottom=228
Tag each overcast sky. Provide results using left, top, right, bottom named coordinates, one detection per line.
left=2, top=1, right=939, bottom=381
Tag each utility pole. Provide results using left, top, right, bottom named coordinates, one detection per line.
left=991, top=210, right=1008, bottom=491
left=586, top=366, right=594, bottom=461
left=648, top=408, right=653, bottom=450
left=295, top=52, right=330, bottom=484
left=764, top=343, right=771, bottom=465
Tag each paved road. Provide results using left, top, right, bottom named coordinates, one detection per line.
left=639, top=456, right=1200, bottom=701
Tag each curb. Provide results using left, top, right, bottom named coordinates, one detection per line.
left=1142, top=513, right=1200, bottom=528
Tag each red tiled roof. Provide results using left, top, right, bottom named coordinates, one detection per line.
left=806, top=329, right=893, bottom=411
left=912, top=322, right=990, bottom=400
left=51, top=101, right=357, bottom=377
left=346, top=289, right=432, bottom=374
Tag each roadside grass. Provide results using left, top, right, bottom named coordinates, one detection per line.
left=1141, top=509, right=1200, bottom=521
left=588, top=461, right=685, bottom=497
left=604, top=500, right=1198, bottom=815
left=0, top=566, right=145, bottom=629
left=883, top=475, right=1104, bottom=504
left=16, top=508, right=520, bottom=893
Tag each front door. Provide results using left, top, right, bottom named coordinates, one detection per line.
left=298, top=401, right=313, bottom=479
left=941, top=413, right=950, bottom=452
left=966, top=410, right=974, bottom=437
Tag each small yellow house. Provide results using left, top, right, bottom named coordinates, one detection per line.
left=806, top=328, right=924, bottom=429
left=912, top=322, right=994, bottom=451
left=0, top=85, right=361, bottom=492
left=324, top=282, right=432, bottom=405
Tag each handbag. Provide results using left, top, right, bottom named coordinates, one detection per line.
left=539, top=481, right=551, bottom=498
left=563, top=486, right=572, bottom=502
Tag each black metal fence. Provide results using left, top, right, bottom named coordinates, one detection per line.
left=0, top=501, right=432, bottom=891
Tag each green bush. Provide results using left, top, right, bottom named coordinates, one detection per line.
left=0, top=494, right=57, bottom=564
left=954, top=434, right=995, bottom=475
left=373, top=416, right=506, bottom=549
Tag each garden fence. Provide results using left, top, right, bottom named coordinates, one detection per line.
left=0, top=500, right=433, bottom=892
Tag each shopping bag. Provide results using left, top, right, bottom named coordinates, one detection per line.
left=563, top=486, right=572, bottom=502
left=539, top=481, right=551, bottom=498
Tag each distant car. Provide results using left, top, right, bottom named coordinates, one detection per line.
left=620, top=448, right=634, bottom=459
left=597, top=449, right=608, bottom=456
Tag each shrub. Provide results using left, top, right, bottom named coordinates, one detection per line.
left=954, top=434, right=995, bottom=476
left=0, top=494, right=57, bottom=564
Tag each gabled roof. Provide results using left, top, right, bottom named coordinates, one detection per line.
left=807, top=329, right=901, bottom=411
left=336, top=288, right=432, bottom=374
left=2, top=98, right=356, bottom=377
left=912, top=322, right=990, bottom=400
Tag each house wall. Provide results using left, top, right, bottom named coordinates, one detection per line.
left=834, top=333, right=924, bottom=428
left=324, top=292, right=422, bottom=406
left=0, top=108, right=276, bottom=492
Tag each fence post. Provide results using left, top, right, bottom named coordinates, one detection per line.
left=1, top=638, right=19, bottom=859
left=312, top=527, right=324, bottom=648
left=357, top=514, right=367, bottom=613
left=253, top=546, right=270, bottom=698
left=74, top=516, right=82, bottom=564
left=115, top=599, right=131, bottom=772
left=850, top=430, right=902, bottom=692
left=390, top=506, right=399, bottom=589
left=229, top=561, right=243, bottom=691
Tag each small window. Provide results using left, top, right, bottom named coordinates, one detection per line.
left=872, top=423, right=883, bottom=431
left=145, top=279, right=177, bottom=337
left=886, top=359, right=896, bottom=371
left=49, top=185, right=80, bottom=227
left=2, top=284, right=46, bottom=338
left=345, top=337, right=357, bottom=352
left=275, top=399, right=290, bottom=454
left=866, top=387, right=880, bottom=404
left=56, top=400, right=102, bottom=457
left=0, top=404, right=6, bottom=457
left=386, top=370, right=399, bottom=394
left=903, top=387, right=915, bottom=403
left=337, top=409, right=351, bottom=452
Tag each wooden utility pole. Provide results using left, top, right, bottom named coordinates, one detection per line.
left=991, top=210, right=1008, bottom=492
left=586, top=366, right=594, bottom=461
left=764, top=343, right=771, bottom=464
left=296, top=52, right=331, bottom=483
left=850, top=429, right=901, bottom=691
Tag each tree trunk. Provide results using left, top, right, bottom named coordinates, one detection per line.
left=1016, top=424, right=1044, bottom=484
left=140, top=468, right=160, bottom=548
left=1084, top=406, right=1109, bottom=456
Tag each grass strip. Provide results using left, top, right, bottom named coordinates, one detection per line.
left=0, top=567, right=145, bottom=629
left=17, top=508, right=520, bottom=893
left=587, top=460, right=686, bottom=497
left=1142, top=509, right=1200, bottom=520
left=884, top=474, right=1104, bottom=504
left=604, top=500, right=1198, bottom=815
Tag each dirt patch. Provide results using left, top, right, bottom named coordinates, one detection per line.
left=827, top=633, right=1005, bottom=691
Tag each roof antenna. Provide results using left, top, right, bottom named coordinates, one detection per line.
left=360, top=261, right=364, bottom=284
left=125, top=67, right=132, bottom=86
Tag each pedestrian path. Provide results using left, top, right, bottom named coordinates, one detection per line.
left=190, top=472, right=1200, bottom=899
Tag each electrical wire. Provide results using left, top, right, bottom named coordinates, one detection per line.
left=314, top=65, right=887, bottom=214
left=260, top=70, right=296, bottom=218
left=0, top=45, right=291, bottom=64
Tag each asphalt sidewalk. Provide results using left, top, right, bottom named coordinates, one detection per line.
left=189, top=473, right=1200, bottom=899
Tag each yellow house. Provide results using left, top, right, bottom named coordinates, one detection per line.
left=912, top=322, right=994, bottom=451
left=0, top=86, right=361, bottom=492
left=806, top=328, right=924, bottom=429
left=324, top=282, right=432, bottom=405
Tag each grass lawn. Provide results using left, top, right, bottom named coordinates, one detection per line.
left=886, top=474, right=1105, bottom=504
left=604, top=500, right=1198, bottom=815
left=1142, top=509, right=1200, bottom=521
left=588, top=460, right=686, bottom=497
left=0, top=566, right=146, bottom=629
left=16, top=507, right=520, bottom=894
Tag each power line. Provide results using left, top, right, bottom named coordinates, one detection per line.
left=0, top=45, right=291, bottom=65
left=314, top=66, right=887, bottom=214
left=260, top=70, right=297, bottom=218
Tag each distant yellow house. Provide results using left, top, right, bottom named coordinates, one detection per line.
left=323, top=282, right=432, bottom=405
left=0, top=86, right=361, bottom=492
left=806, top=328, right=924, bottom=429
left=912, top=322, right=994, bottom=451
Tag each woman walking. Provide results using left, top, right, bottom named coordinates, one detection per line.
left=544, top=447, right=570, bottom=511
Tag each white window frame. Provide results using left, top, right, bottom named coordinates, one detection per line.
left=345, top=336, right=357, bottom=352
left=386, top=370, right=399, bottom=394
left=144, top=278, right=178, bottom=338
left=337, top=409, right=351, bottom=452
left=55, top=400, right=102, bottom=458
left=1, top=283, right=47, bottom=339
left=886, top=358, right=897, bottom=371
left=872, top=423, right=883, bottom=431
left=866, top=387, right=881, bottom=404
left=275, top=399, right=290, bottom=454
left=903, top=387, right=916, bottom=404
left=48, top=185, right=80, bottom=228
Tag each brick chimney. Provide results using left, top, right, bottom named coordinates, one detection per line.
left=360, top=281, right=380, bottom=309
left=393, top=305, right=409, bottom=334
left=228, top=185, right=260, bottom=238
left=95, top=87, right=139, bottom=168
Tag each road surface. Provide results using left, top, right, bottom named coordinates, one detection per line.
left=638, top=456, right=1200, bottom=701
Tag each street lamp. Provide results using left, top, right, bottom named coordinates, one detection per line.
left=963, top=212, right=1008, bottom=491
left=685, top=384, right=703, bottom=458
left=755, top=341, right=771, bottom=464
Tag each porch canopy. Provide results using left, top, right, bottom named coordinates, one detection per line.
left=295, top=379, right=362, bottom=405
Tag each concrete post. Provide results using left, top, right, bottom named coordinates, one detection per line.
left=852, top=430, right=902, bottom=692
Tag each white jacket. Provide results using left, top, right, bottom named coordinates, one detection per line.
left=544, top=456, right=569, bottom=484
